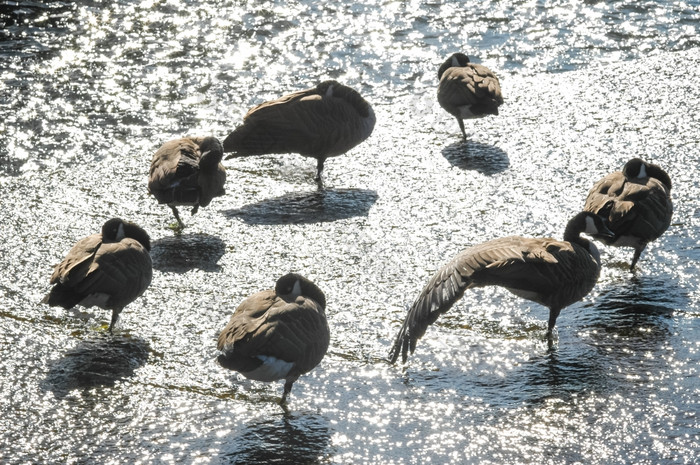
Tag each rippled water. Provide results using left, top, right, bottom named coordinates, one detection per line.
left=2, top=1, right=700, bottom=464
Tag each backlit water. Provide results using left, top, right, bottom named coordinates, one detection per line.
left=1, top=1, right=699, bottom=463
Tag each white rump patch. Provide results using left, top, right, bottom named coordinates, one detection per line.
left=242, top=355, right=294, bottom=382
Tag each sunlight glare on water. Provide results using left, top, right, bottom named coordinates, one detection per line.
left=1, top=0, right=700, bottom=464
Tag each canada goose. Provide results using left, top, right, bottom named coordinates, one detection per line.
left=584, top=158, right=673, bottom=270
left=223, top=80, right=376, bottom=184
left=42, top=218, right=153, bottom=333
left=389, top=212, right=613, bottom=363
left=217, top=273, right=329, bottom=405
left=437, top=52, right=503, bottom=140
left=148, top=136, right=226, bottom=229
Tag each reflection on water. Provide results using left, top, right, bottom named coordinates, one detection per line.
left=223, top=188, right=378, bottom=225
left=441, top=140, right=510, bottom=175
left=220, top=412, right=333, bottom=464
left=41, top=334, right=150, bottom=398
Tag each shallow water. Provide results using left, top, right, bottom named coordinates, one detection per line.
left=1, top=1, right=700, bottom=464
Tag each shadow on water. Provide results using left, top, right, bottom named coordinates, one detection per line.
left=222, top=188, right=378, bottom=225
left=441, top=140, right=509, bottom=175
left=151, top=233, right=226, bottom=273
left=583, top=275, right=681, bottom=344
left=219, top=412, right=333, bottom=464
left=40, top=334, right=150, bottom=398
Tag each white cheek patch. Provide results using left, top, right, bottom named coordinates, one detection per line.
left=325, top=84, right=334, bottom=98
left=116, top=223, right=125, bottom=241
left=291, top=279, right=302, bottom=297
left=451, top=56, right=460, bottom=67
left=638, top=163, right=647, bottom=179
left=585, top=215, right=597, bottom=234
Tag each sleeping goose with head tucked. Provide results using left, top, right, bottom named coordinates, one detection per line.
left=43, top=218, right=153, bottom=333
left=217, top=273, right=329, bottom=406
left=223, top=80, right=375, bottom=185
left=148, top=136, right=226, bottom=230
left=437, top=52, right=503, bottom=140
left=583, top=158, right=673, bottom=271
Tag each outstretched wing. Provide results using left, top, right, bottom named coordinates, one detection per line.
left=389, top=236, right=571, bottom=363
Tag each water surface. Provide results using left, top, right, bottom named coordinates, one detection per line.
left=1, top=1, right=699, bottom=464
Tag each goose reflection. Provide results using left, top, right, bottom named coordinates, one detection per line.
left=41, top=334, right=150, bottom=398
left=441, top=140, right=509, bottom=175
left=223, top=188, right=378, bottom=225
left=151, top=233, right=225, bottom=273
left=219, top=412, right=332, bottom=464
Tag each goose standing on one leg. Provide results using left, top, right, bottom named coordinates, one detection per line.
left=148, top=136, right=226, bottom=230
left=42, top=218, right=153, bottom=333
left=216, top=273, right=330, bottom=406
left=222, top=80, right=375, bottom=186
left=389, top=212, right=613, bottom=364
left=584, top=158, right=673, bottom=271
left=437, top=52, right=503, bottom=140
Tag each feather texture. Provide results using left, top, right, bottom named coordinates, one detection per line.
left=389, top=212, right=610, bottom=364
left=43, top=219, right=152, bottom=332
left=148, top=136, right=226, bottom=228
left=584, top=158, right=673, bottom=269
left=437, top=53, right=503, bottom=139
left=223, top=80, right=375, bottom=180
left=217, top=273, right=329, bottom=404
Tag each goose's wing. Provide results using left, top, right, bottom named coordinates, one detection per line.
left=218, top=292, right=329, bottom=373
left=611, top=179, right=673, bottom=241
left=438, top=64, right=503, bottom=113
left=50, top=234, right=103, bottom=287
left=389, top=236, right=566, bottom=363
left=225, top=87, right=368, bottom=157
left=75, top=239, right=153, bottom=309
left=585, top=174, right=672, bottom=241
left=148, top=138, right=200, bottom=201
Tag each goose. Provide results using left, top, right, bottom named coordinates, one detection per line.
left=217, top=273, right=330, bottom=405
left=223, top=80, right=376, bottom=184
left=437, top=52, right=503, bottom=140
left=584, top=158, right=673, bottom=270
left=148, top=136, right=226, bottom=229
left=42, top=218, right=153, bottom=333
left=389, top=211, right=613, bottom=363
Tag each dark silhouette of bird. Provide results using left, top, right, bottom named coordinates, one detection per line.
left=584, top=158, right=673, bottom=270
left=437, top=52, right=503, bottom=140
left=217, top=273, right=329, bottom=405
left=223, top=80, right=375, bottom=185
left=43, top=218, right=153, bottom=333
left=148, top=136, right=226, bottom=229
left=389, top=212, right=613, bottom=363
